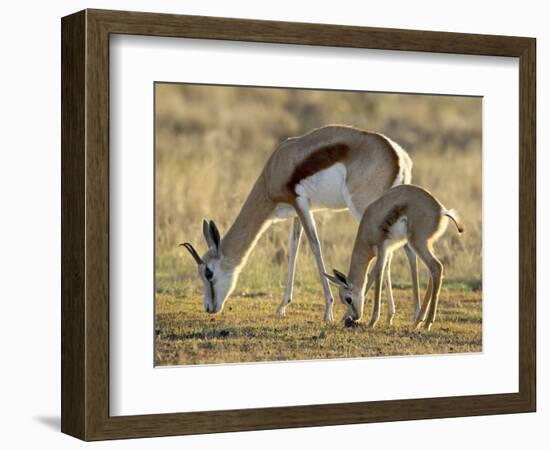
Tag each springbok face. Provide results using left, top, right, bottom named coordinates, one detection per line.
left=324, top=269, right=365, bottom=321
left=181, top=220, right=237, bottom=314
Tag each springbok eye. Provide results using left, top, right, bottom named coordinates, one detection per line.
left=345, top=296, right=353, bottom=305
left=204, top=267, right=213, bottom=280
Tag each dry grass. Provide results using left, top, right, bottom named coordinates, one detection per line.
left=155, top=83, right=482, bottom=365
left=155, top=289, right=482, bottom=366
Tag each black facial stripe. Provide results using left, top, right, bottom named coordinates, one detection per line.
left=208, top=279, right=216, bottom=309
left=202, top=265, right=216, bottom=310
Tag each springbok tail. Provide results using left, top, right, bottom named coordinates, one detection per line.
left=444, top=209, right=464, bottom=234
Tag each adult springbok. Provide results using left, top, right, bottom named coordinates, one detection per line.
left=181, top=125, right=420, bottom=321
left=324, top=184, right=464, bottom=330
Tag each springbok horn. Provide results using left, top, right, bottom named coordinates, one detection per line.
left=180, top=242, right=204, bottom=265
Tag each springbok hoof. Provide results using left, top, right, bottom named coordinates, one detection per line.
left=424, top=321, right=433, bottom=331
left=386, top=317, right=394, bottom=327
left=414, top=319, right=424, bottom=330
left=275, top=308, right=286, bottom=317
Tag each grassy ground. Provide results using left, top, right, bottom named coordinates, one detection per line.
left=155, top=287, right=482, bottom=366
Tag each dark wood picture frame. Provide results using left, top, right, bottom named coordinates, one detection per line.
left=61, top=9, right=536, bottom=441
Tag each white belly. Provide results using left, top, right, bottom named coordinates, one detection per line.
left=386, top=216, right=409, bottom=250
left=294, top=163, right=348, bottom=210
left=271, top=163, right=349, bottom=222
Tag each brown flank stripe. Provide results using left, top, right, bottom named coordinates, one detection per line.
left=381, top=204, right=407, bottom=235
left=286, top=143, right=350, bottom=194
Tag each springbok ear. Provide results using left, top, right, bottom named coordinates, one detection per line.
left=209, top=220, right=221, bottom=250
left=202, top=219, right=212, bottom=247
left=324, top=270, right=348, bottom=288
left=333, top=269, right=350, bottom=288
left=202, top=219, right=221, bottom=253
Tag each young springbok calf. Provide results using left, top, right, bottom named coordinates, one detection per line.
left=325, top=184, right=464, bottom=330
left=181, top=125, right=420, bottom=321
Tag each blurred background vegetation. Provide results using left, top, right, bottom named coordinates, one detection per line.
left=155, top=83, right=482, bottom=301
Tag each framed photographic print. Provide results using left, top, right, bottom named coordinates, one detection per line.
left=61, top=9, right=536, bottom=441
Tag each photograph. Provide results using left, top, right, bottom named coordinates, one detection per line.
left=154, top=83, right=483, bottom=366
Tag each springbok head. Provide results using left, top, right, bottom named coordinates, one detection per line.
left=324, top=269, right=365, bottom=322
left=180, top=220, right=236, bottom=314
